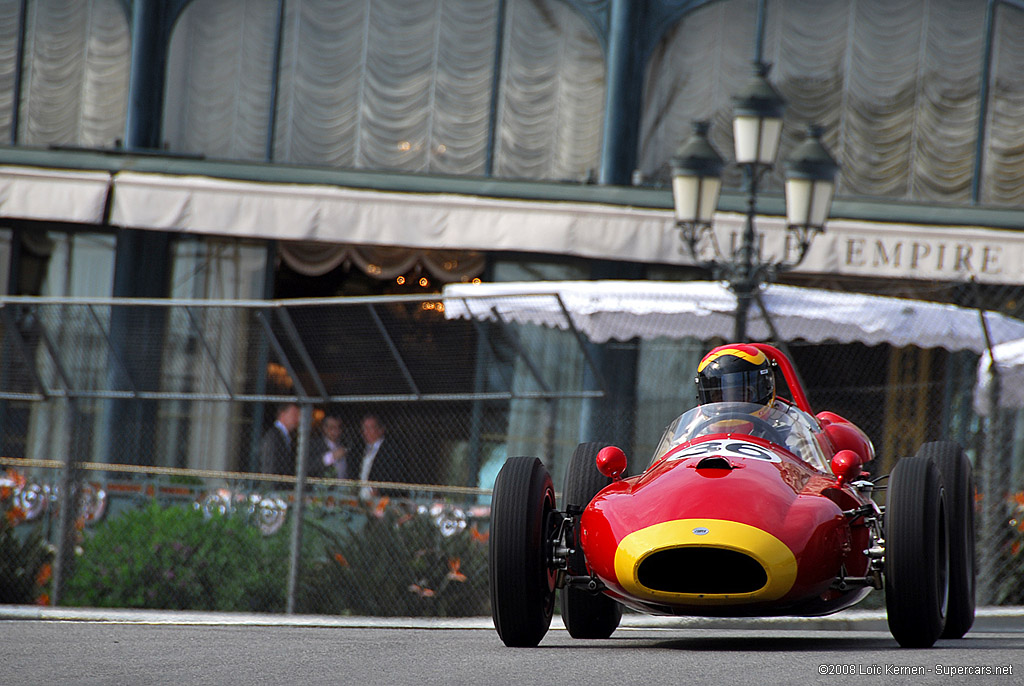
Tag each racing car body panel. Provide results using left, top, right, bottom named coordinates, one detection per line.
left=490, top=343, right=974, bottom=648
left=579, top=430, right=872, bottom=616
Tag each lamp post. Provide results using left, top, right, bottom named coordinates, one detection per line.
left=671, top=63, right=839, bottom=342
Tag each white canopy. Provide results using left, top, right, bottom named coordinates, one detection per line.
left=443, top=280, right=1024, bottom=354
left=7, top=166, right=1024, bottom=285
left=0, top=166, right=111, bottom=224
left=975, top=337, right=1024, bottom=415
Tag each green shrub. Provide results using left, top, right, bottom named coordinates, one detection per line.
left=297, top=502, right=489, bottom=617
left=62, top=501, right=287, bottom=612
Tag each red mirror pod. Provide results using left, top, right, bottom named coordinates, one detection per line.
left=596, top=446, right=627, bottom=480
left=830, top=449, right=863, bottom=485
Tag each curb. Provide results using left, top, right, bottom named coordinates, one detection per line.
left=1, top=605, right=1021, bottom=632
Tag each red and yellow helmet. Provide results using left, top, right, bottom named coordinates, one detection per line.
left=695, top=344, right=776, bottom=407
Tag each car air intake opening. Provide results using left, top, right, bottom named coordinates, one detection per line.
left=695, top=456, right=732, bottom=470
left=637, top=547, right=768, bottom=594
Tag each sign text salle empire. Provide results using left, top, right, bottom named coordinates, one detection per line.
left=843, top=237, right=1002, bottom=276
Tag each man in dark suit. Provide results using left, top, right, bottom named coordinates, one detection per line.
left=356, top=413, right=407, bottom=500
left=310, top=413, right=348, bottom=479
left=259, top=402, right=300, bottom=476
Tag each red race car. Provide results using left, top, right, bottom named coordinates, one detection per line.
left=489, top=343, right=975, bottom=649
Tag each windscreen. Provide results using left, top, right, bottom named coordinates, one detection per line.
left=649, top=401, right=831, bottom=472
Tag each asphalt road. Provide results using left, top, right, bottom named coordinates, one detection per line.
left=2, top=611, right=1023, bottom=686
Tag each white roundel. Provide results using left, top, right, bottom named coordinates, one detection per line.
left=669, top=439, right=781, bottom=463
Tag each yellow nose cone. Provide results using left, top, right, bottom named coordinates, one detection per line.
left=613, top=519, right=798, bottom=605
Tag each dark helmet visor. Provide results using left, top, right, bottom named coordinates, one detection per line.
left=697, top=368, right=774, bottom=405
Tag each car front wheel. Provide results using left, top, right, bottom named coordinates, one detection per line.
left=884, top=455, right=949, bottom=648
left=489, top=456, right=557, bottom=647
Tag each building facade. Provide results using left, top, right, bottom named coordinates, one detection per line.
left=3, top=0, right=1024, bottom=489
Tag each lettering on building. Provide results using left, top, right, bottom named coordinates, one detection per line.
left=843, top=238, right=1002, bottom=277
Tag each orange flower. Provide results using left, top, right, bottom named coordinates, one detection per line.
left=1015, top=492, right=1024, bottom=507
left=36, top=563, right=52, bottom=587
left=6, top=506, right=25, bottom=526
left=373, top=496, right=390, bottom=518
left=333, top=552, right=349, bottom=568
left=409, top=583, right=435, bottom=598
left=35, top=594, right=49, bottom=606
left=0, top=485, right=11, bottom=500
left=1012, top=541, right=1021, bottom=556
left=470, top=526, right=489, bottom=544
left=6, top=470, right=25, bottom=489
left=446, top=558, right=467, bottom=583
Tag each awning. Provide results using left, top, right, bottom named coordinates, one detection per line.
left=443, top=280, right=1024, bottom=353
left=102, top=172, right=1024, bottom=285
left=0, top=165, right=110, bottom=224
left=5, top=165, right=1024, bottom=285
left=107, top=171, right=680, bottom=261
left=975, top=336, right=1024, bottom=415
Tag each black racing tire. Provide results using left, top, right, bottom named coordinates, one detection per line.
left=884, top=455, right=950, bottom=648
left=489, top=456, right=557, bottom=647
left=560, top=442, right=622, bottom=639
left=918, top=441, right=976, bottom=639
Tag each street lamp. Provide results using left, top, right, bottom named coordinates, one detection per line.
left=671, top=62, right=839, bottom=342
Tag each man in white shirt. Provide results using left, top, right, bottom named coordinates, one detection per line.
left=358, top=413, right=396, bottom=500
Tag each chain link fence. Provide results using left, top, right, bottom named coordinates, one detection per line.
left=1, top=283, right=1023, bottom=616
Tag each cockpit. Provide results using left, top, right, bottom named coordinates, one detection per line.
left=649, top=401, right=832, bottom=472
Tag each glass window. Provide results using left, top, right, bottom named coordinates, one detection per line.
left=164, top=0, right=604, bottom=180
left=39, top=232, right=115, bottom=297
left=157, top=237, right=268, bottom=471
left=639, top=0, right=994, bottom=205
left=7, top=0, right=129, bottom=147
left=0, top=228, right=10, bottom=293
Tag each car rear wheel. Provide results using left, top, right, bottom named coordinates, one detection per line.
left=489, top=456, right=557, bottom=647
left=560, top=442, right=622, bottom=639
left=885, top=455, right=949, bottom=648
left=918, top=441, right=976, bottom=639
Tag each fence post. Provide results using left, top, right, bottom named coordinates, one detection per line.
left=978, top=405, right=1001, bottom=606
left=286, top=402, right=312, bottom=614
left=51, top=398, right=81, bottom=606
left=977, top=309, right=1001, bottom=606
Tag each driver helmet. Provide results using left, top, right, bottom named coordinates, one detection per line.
left=695, top=344, right=776, bottom=410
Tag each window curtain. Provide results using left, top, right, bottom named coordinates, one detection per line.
left=24, top=232, right=116, bottom=467
left=491, top=0, right=605, bottom=180
left=273, top=0, right=500, bottom=174
left=163, top=0, right=604, bottom=181
left=983, top=5, right=1024, bottom=206
left=158, top=238, right=269, bottom=471
left=0, top=2, right=20, bottom=142
left=640, top=0, right=1024, bottom=207
left=633, top=337, right=706, bottom=461
left=493, top=260, right=589, bottom=487
left=11, top=0, right=129, bottom=147
left=163, top=0, right=279, bottom=160
left=278, top=241, right=485, bottom=283
left=631, top=267, right=708, bottom=463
